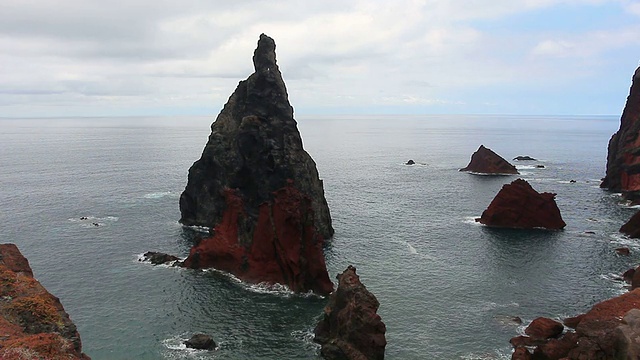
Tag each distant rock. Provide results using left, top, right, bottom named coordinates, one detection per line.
left=314, top=266, right=386, bottom=360
left=513, top=156, right=536, bottom=161
left=569, top=180, right=576, bottom=183
left=476, top=179, right=566, bottom=229
left=602, top=66, right=640, bottom=201
left=406, top=159, right=415, bottom=165
left=184, top=334, right=216, bottom=350
left=536, top=165, right=545, bottom=168
left=140, top=251, right=180, bottom=265
left=0, top=244, right=90, bottom=360
left=620, top=210, right=640, bottom=238
left=460, top=145, right=518, bottom=175
left=178, top=34, right=333, bottom=295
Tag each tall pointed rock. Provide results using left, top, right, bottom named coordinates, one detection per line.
left=602, top=66, right=640, bottom=200
left=179, top=34, right=334, bottom=295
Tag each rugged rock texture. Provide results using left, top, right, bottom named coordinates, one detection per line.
left=314, top=266, right=386, bottom=360
left=0, top=244, right=90, bottom=360
left=178, top=34, right=334, bottom=295
left=460, top=145, right=518, bottom=175
left=524, top=317, right=564, bottom=340
left=476, top=179, right=566, bottom=229
left=601, top=66, right=640, bottom=201
left=184, top=334, right=216, bottom=350
left=510, top=288, right=640, bottom=359
left=620, top=210, right=640, bottom=238
left=140, top=251, right=180, bottom=265
left=513, top=156, right=536, bottom=161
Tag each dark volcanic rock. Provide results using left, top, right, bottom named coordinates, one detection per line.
left=178, top=34, right=333, bottom=295
left=184, top=334, right=216, bottom=350
left=525, top=317, right=564, bottom=340
left=616, top=247, right=631, bottom=256
left=602, top=66, right=640, bottom=201
left=460, top=145, right=518, bottom=175
left=621, top=210, right=640, bottom=238
left=0, top=244, right=90, bottom=360
left=140, top=251, right=180, bottom=265
left=405, top=159, right=415, bottom=165
left=476, top=179, right=566, bottom=229
left=314, top=266, right=386, bottom=360
left=513, top=156, right=536, bottom=161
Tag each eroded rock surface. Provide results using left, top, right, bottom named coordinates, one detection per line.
left=0, top=244, right=90, bottom=360
left=178, top=34, right=333, bottom=295
left=602, top=66, right=640, bottom=201
left=460, top=145, right=518, bottom=175
left=314, top=266, right=386, bottom=360
left=621, top=210, right=640, bottom=238
left=477, top=179, right=566, bottom=229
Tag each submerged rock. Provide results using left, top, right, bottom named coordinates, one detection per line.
left=460, top=145, right=518, bottom=175
left=602, top=66, right=640, bottom=201
left=0, top=244, right=90, bottom=360
left=184, top=334, right=216, bottom=350
left=179, top=34, right=333, bottom=295
left=620, top=210, right=640, bottom=238
left=476, top=179, right=566, bottom=229
left=314, top=266, right=386, bottom=360
left=140, top=251, right=180, bottom=265
left=513, top=156, right=536, bottom=161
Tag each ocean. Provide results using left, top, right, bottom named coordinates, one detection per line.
left=0, top=114, right=634, bottom=359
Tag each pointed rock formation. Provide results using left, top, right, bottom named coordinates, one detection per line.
left=314, top=266, right=386, bottom=360
left=0, top=244, right=90, bottom=360
left=460, top=145, right=518, bottom=175
left=602, top=66, right=640, bottom=201
left=476, top=179, right=566, bottom=229
left=178, top=34, right=334, bottom=295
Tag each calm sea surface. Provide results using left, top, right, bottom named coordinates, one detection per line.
left=0, top=114, right=634, bottom=359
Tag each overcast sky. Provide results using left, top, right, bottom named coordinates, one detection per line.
left=2, top=0, right=640, bottom=117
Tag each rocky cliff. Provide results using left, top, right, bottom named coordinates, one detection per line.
left=476, top=179, right=566, bottom=229
left=178, top=34, right=334, bottom=295
left=0, top=244, right=90, bottom=360
left=314, top=266, right=386, bottom=360
left=620, top=210, right=640, bottom=238
left=601, top=66, right=640, bottom=201
left=460, top=145, right=518, bottom=175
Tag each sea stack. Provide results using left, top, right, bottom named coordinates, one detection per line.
left=601, top=66, right=640, bottom=201
left=179, top=34, right=334, bottom=295
left=460, top=145, right=518, bottom=175
left=0, top=244, right=90, bottom=360
left=314, top=266, right=386, bottom=360
left=476, top=179, right=566, bottom=229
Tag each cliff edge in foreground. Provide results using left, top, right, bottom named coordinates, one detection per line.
left=602, top=66, right=640, bottom=201
left=0, top=243, right=90, bottom=360
left=179, top=34, right=333, bottom=295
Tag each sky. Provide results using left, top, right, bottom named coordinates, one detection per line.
left=1, top=0, right=640, bottom=117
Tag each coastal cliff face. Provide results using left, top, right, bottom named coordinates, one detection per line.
left=0, top=244, right=90, bottom=360
left=477, top=179, right=566, bottom=230
left=602, top=67, right=640, bottom=200
left=179, top=34, right=333, bottom=295
left=314, top=266, right=386, bottom=360
left=460, top=145, right=518, bottom=175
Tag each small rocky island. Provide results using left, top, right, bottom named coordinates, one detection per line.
left=601, top=66, right=640, bottom=201
left=314, top=266, right=386, bottom=360
left=460, top=145, right=519, bottom=175
left=178, top=34, right=334, bottom=295
left=477, top=179, right=566, bottom=229
left=0, top=244, right=90, bottom=359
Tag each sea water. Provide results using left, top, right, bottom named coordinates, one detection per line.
left=0, top=114, right=633, bottom=359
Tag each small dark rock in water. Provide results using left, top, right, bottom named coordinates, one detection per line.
left=513, top=156, right=536, bottom=161
left=406, top=159, right=415, bottom=165
left=512, top=316, right=523, bottom=325
left=569, top=180, right=577, bottom=183
left=536, top=165, right=545, bottom=168
left=584, top=231, right=596, bottom=234
left=184, top=334, right=216, bottom=350
left=141, top=251, right=180, bottom=265
left=617, top=247, right=631, bottom=256
left=80, top=216, right=88, bottom=220
left=92, top=223, right=99, bottom=227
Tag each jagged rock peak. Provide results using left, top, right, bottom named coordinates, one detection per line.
left=253, top=33, right=277, bottom=72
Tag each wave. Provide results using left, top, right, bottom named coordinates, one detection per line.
left=68, top=215, right=118, bottom=228
left=181, top=224, right=211, bottom=233
left=290, top=329, right=320, bottom=352
left=465, top=171, right=517, bottom=176
left=460, top=349, right=511, bottom=360
left=143, top=191, right=178, bottom=199
left=515, top=165, right=543, bottom=170
left=135, top=253, right=183, bottom=268
left=609, top=233, right=640, bottom=248
left=463, top=216, right=482, bottom=226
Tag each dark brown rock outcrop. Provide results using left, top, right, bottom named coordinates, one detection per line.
left=0, top=244, right=90, bottom=360
left=620, top=210, right=640, bottom=238
left=476, top=179, right=566, bottom=229
left=601, top=66, right=640, bottom=201
left=178, top=34, right=333, bottom=295
left=314, top=266, right=386, bottom=360
left=460, top=145, right=518, bottom=175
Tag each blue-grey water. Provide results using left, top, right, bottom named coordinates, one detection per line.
left=0, top=114, right=635, bottom=359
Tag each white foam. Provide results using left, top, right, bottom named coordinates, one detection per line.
left=480, top=301, right=519, bottom=311
left=463, top=216, right=482, bottom=226
left=143, top=191, right=177, bottom=199
left=181, top=224, right=211, bottom=233
left=136, top=253, right=183, bottom=267
left=68, top=215, right=119, bottom=222
left=161, top=334, right=218, bottom=359
left=515, top=165, right=542, bottom=170
left=609, top=233, right=640, bottom=248
left=290, top=329, right=320, bottom=351
left=465, top=171, right=517, bottom=176
left=460, top=349, right=511, bottom=360
left=407, top=242, right=418, bottom=255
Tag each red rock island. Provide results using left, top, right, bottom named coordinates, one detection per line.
left=0, top=244, right=90, bottom=360
left=178, top=34, right=334, bottom=295
left=602, top=66, right=640, bottom=201
left=460, top=145, right=519, bottom=175
left=476, top=179, right=566, bottom=229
